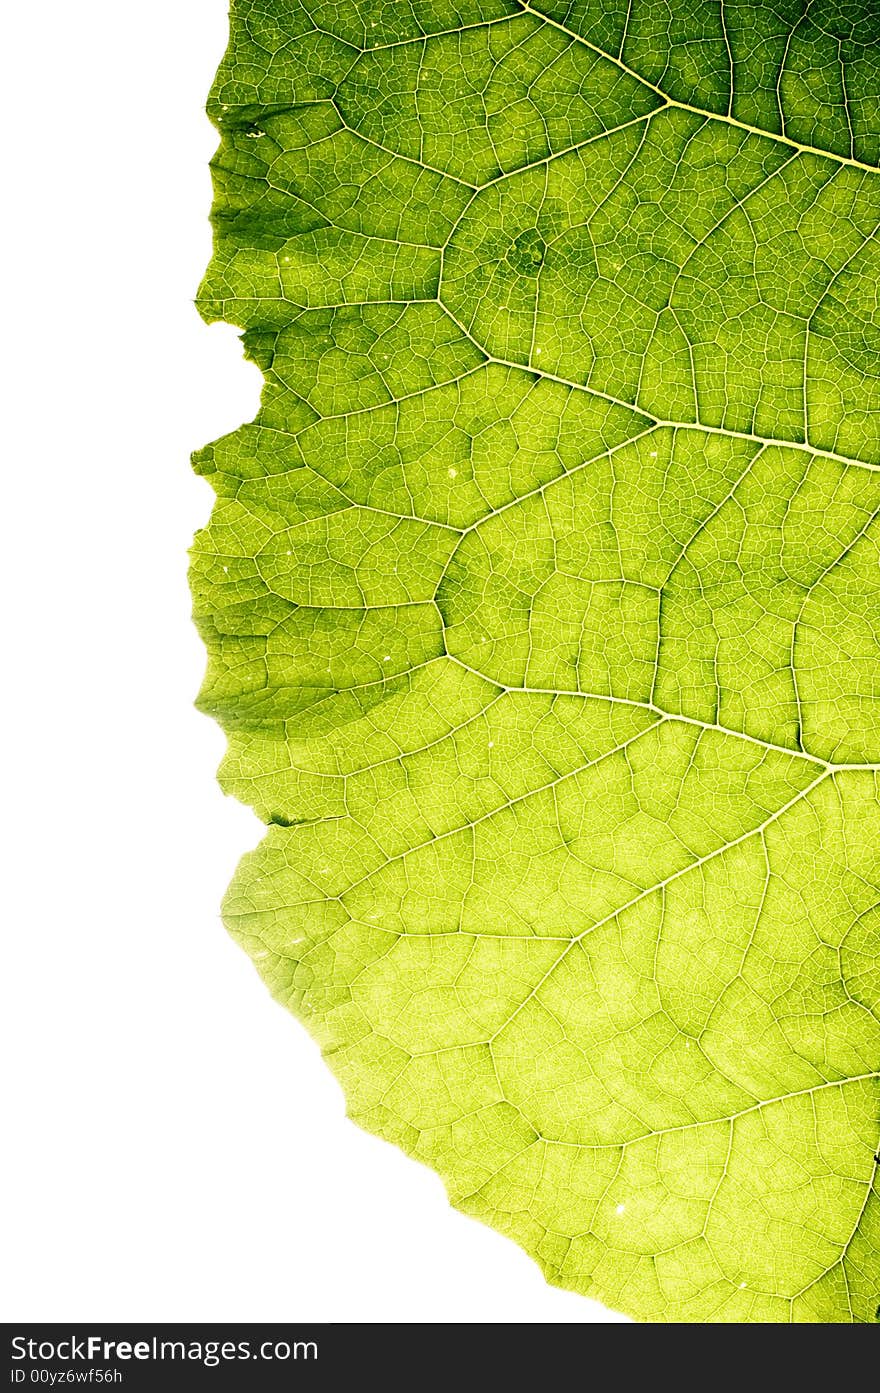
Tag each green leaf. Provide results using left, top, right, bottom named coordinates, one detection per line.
left=193, top=0, right=880, bottom=1322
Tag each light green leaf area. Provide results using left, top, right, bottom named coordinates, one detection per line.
left=193, top=0, right=880, bottom=1321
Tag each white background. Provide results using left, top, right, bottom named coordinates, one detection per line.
left=2, top=2, right=624, bottom=1323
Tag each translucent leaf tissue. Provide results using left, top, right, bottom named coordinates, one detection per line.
left=192, top=0, right=880, bottom=1322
